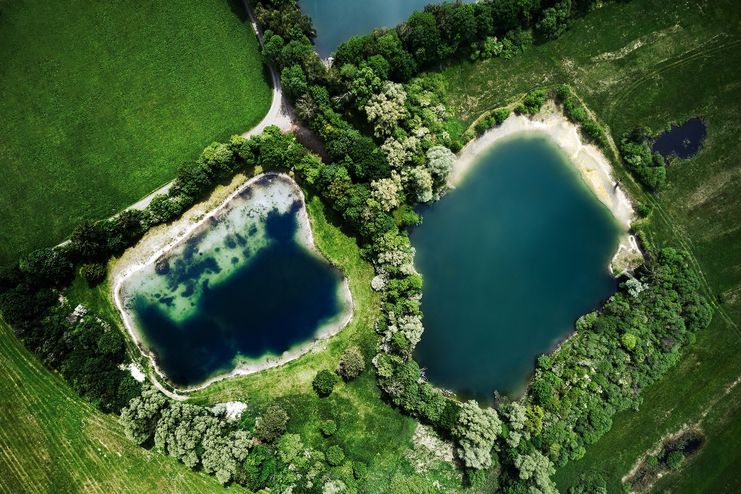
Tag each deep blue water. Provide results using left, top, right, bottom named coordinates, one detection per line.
left=299, top=0, right=475, bottom=57
left=131, top=206, right=345, bottom=387
left=412, top=135, right=621, bottom=400
left=651, top=117, right=706, bottom=159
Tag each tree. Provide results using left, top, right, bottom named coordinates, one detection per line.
left=120, top=386, right=168, bottom=445
left=254, top=403, right=289, bottom=443
left=666, top=450, right=684, bottom=470
left=403, top=166, right=433, bottom=203
left=19, top=247, right=73, bottom=287
left=281, top=64, right=309, bottom=100
left=201, top=428, right=252, bottom=485
left=364, top=82, right=407, bottom=138
left=452, top=400, right=501, bottom=469
left=514, top=450, right=558, bottom=494
left=402, top=11, right=442, bottom=65
left=370, top=176, right=402, bottom=212
left=426, top=145, right=455, bottom=184
left=325, top=445, right=345, bottom=466
left=81, top=262, right=106, bottom=286
left=313, top=369, right=339, bottom=397
left=261, top=30, right=285, bottom=65
left=319, top=419, right=338, bottom=437
left=537, top=1, right=573, bottom=40
left=337, top=346, right=366, bottom=381
left=70, top=220, right=109, bottom=261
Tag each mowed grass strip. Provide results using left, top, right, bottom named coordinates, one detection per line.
left=436, top=0, right=741, bottom=490
left=0, top=321, right=245, bottom=494
left=0, top=0, right=271, bottom=264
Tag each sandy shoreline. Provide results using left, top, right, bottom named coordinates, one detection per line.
left=452, top=103, right=641, bottom=274
left=111, top=172, right=354, bottom=397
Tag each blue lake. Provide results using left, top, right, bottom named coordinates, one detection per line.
left=118, top=174, right=350, bottom=387
left=299, top=0, right=475, bottom=57
left=411, top=135, right=621, bottom=400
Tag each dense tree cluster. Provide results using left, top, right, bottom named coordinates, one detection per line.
left=619, top=127, right=667, bottom=191
left=121, top=387, right=376, bottom=491
left=0, top=256, right=139, bottom=413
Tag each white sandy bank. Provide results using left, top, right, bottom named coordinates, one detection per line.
left=452, top=103, right=641, bottom=274
left=453, top=103, right=634, bottom=228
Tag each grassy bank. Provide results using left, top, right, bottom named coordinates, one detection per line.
left=0, top=0, right=271, bottom=264
left=437, top=0, right=740, bottom=491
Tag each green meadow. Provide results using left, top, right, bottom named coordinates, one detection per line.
left=0, top=0, right=271, bottom=264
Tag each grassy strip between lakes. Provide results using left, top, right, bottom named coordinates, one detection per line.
left=0, top=0, right=272, bottom=264
left=437, top=0, right=741, bottom=491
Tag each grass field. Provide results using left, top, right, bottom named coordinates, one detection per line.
left=0, top=320, right=249, bottom=494
left=437, top=0, right=741, bottom=491
left=0, top=0, right=272, bottom=264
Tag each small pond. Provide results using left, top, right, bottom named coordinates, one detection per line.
left=299, top=0, right=475, bottom=57
left=412, top=135, right=621, bottom=399
left=118, top=174, right=351, bottom=387
left=651, top=117, right=706, bottom=159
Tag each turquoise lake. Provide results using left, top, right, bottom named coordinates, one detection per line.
left=299, top=0, right=475, bottom=57
left=411, top=135, right=621, bottom=400
left=118, top=174, right=350, bottom=387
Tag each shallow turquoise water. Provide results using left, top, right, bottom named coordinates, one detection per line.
left=411, top=135, right=621, bottom=400
left=119, top=174, right=349, bottom=387
left=299, top=0, right=475, bottom=57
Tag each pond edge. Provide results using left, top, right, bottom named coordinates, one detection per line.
left=110, top=172, right=354, bottom=397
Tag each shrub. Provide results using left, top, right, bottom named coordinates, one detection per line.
left=320, top=419, right=337, bottom=437
left=337, top=346, right=366, bottom=381
left=353, top=461, right=367, bottom=480
left=254, top=403, right=289, bottom=443
left=326, top=445, right=345, bottom=466
left=81, top=263, right=107, bottom=286
left=313, top=369, right=339, bottom=397
left=666, top=451, right=684, bottom=470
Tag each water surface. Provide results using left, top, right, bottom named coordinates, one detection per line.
left=119, top=174, right=349, bottom=387
left=412, top=135, right=621, bottom=399
left=300, top=0, right=474, bottom=57
left=651, top=117, right=706, bottom=159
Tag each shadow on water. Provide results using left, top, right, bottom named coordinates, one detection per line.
left=134, top=208, right=344, bottom=387
left=651, top=117, right=706, bottom=160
